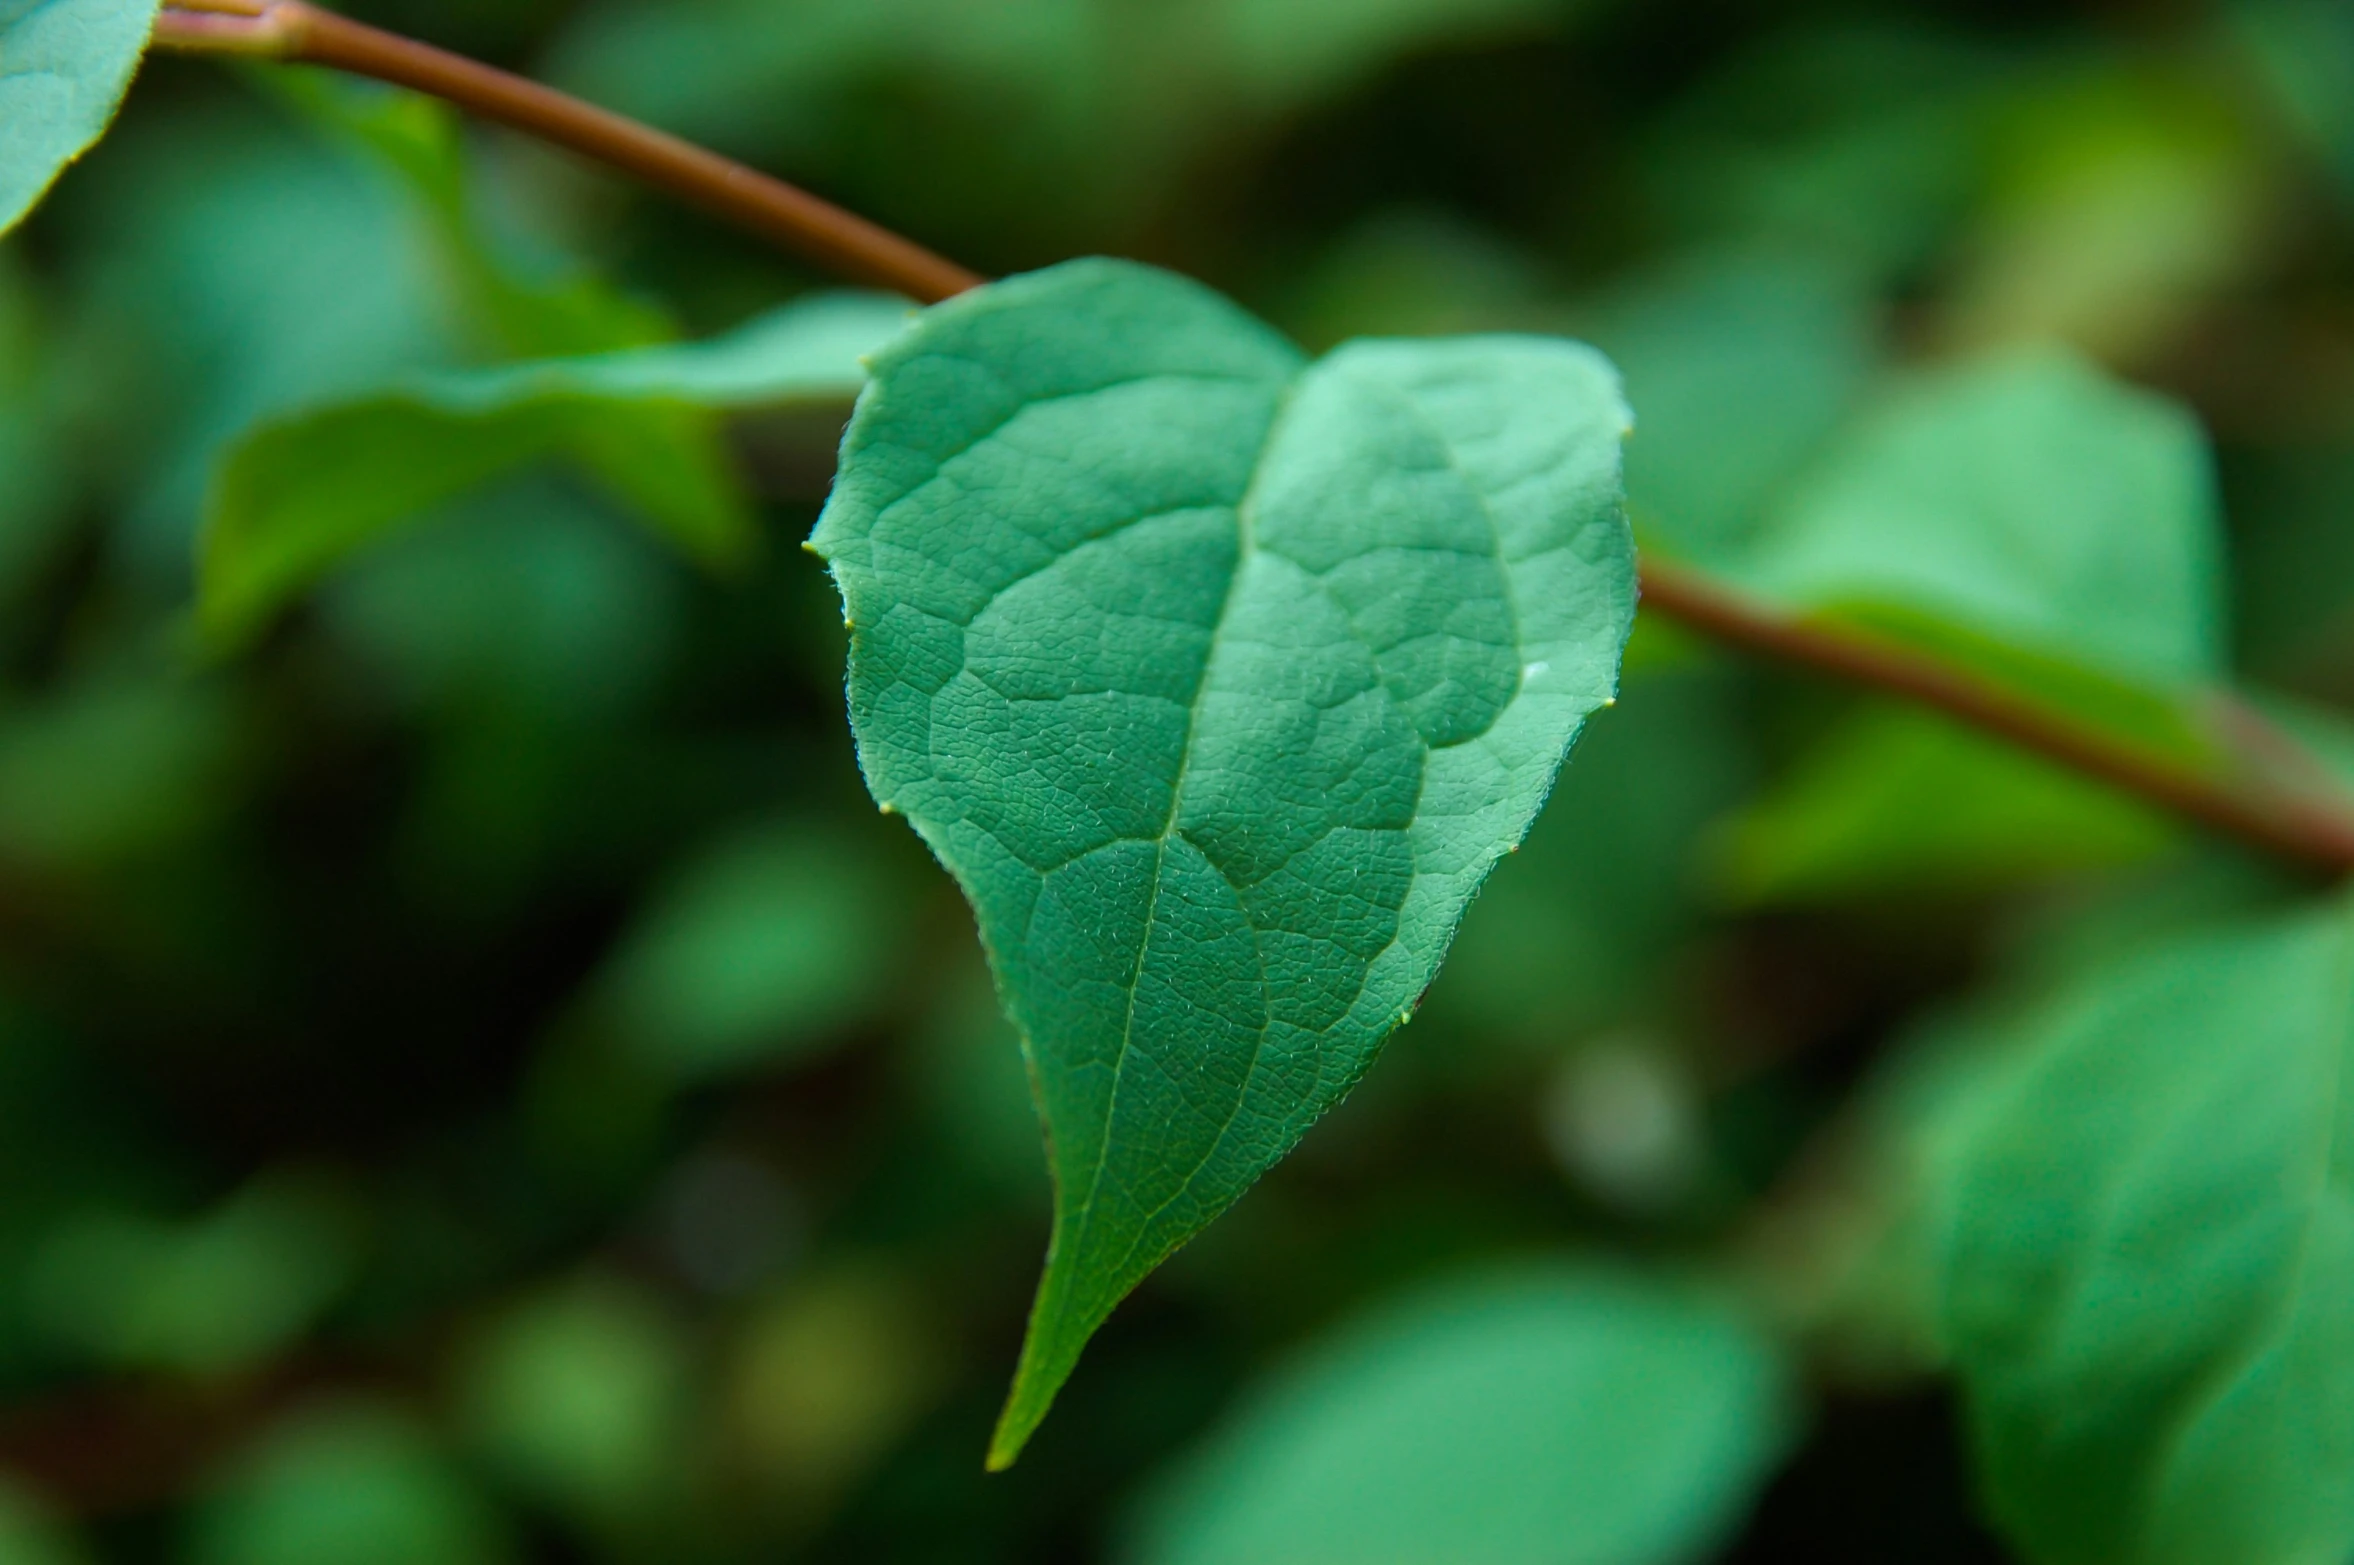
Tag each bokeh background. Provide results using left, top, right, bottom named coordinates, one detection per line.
left=1, top=0, right=2351, bottom=1559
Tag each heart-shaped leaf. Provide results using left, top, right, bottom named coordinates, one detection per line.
left=0, top=0, right=160, bottom=236
left=811, top=258, right=1635, bottom=1464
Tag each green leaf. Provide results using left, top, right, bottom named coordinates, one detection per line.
left=1745, top=344, right=2224, bottom=688
left=1213, top=0, right=1566, bottom=104
left=2235, top=0, right=2354, bottom=202
left=1719, top=703, right=2176, bottom=903
left=0, top=674, right=238, bottom=869
left=257, top=69, right=670, bottom=359
left=200, top=292, right=908, bottom=644
left=0, top=0, right=158, bottom=238
left=1712, top=343, right=2239, bottom=891
left=1942, top=892, right=2354, bottom=1565
left=1590, top=245, right=1879, bottom=566
left=455, top=1277, right=690, bottom=1523
left=1127, top=1265, right=1793, bottom=1565
left=811, top=258, right=1636, bottom=1464
left=193, top=1403, right=513, bottom=1565
left=27, top=1176, right=357, bottom=1378
left=1937, top=68, right=2271, bottom=367
left=551, top=0, right=1587, bottom=242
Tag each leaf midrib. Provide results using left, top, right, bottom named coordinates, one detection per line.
left=1058, top=357, right=1549, bottom=1305
left=1050, top=376, right=1297, bottom=1327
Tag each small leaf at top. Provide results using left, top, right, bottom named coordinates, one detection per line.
left=811, top=258, right=1635, bottom=1464
left=0, top=0, right=159, bottom=237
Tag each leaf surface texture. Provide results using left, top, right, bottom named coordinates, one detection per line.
left=0, top=0, right=157, bottom=236
left=812, top=259, right=1635, bottom=1461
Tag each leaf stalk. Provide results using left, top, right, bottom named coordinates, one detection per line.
left=152, top=1, right=982, bottom=301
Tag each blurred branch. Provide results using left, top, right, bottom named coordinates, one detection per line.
left=149, top=1, right=982, bottom=302
left=1641, top=559, right=2354, bottom=875
left=145, top=4, right=2354, bottom=877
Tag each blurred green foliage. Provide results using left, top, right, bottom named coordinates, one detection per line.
left=1, top=0, right=2353, bottom=1560
left=1128, top=1265, right=1790, bottom=1565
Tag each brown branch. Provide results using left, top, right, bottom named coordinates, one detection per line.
left=147, top=3, right=2354, bottom=876
left=151, top=1, right=982, bottom=303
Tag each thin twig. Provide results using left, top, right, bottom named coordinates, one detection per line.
left=151, top=2, right=982, bottom=302
left=147, top=4, right=2354, bottom=875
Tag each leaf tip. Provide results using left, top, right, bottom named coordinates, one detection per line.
left=985, top=1396, right=1041, bottom=1472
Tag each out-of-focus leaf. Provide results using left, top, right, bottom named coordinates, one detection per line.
left=1939, top=69, right=2275, bottom=367
left=1749, top=1005, right=2035, bottom=1383
left=1589, top=246, right=1878, bottom=566
left=256, top=69, right=669, bottom=359
left=1942, top=892, right=2354, bottom=1565
left=321, top=481, right=682, bottom=723
left=814, top=259, right=1636, bottom=1464
left=455, top=1277, right=689, bottom=1524
left=1128, top=1265, right=1793, bottom=1565
left=1720, top=704, right=2176, bottom=903
left=69, top=110, right=458, bottom=574
left=1212, top=0, right=1562, bottom=104
left=1714, top=343, right=2247, bottom=880
left=330, top=487, right=688, bottom=915
left=26, top=1175, right=357, bottom=1378
left=1285, top=209, right=1551, bottom=350
left=1645, top=27, right=2006, bottom=276
left=2232, top=0, right=2354, bottom=202
left=191, top=1403, right=512, bottom=1565
left=0, top=675, right=240, bottom=869
left=201, top=293, right=906, bottom=643
left=553, top=0, right=1584, bottom=240
left=1748, top=345, right=2223, bottom=688
left=1751, top=857, right=2304, bottom=1388
left=0, top=0, right=157, bottom=237
left=552, top=0, right=1085, bottom=161
left=589, top=820, right=903, bottom=1081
